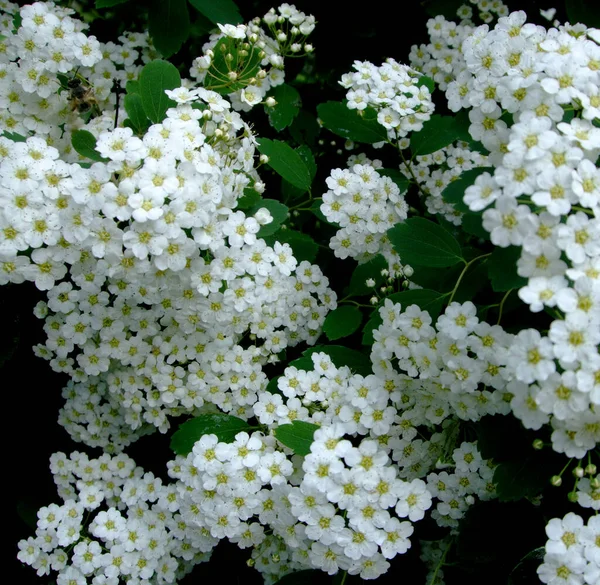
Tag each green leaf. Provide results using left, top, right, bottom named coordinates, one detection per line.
left=188, top=0, right=243, bottom=24
left=462, top=212, right=489, bottom=241
left=264, top=229, right=318, bottom=263
left=289, top=109, right=320, bottom=146
left=362, top=309, right=382, bottom=346
left=266, top=376, right=282, bottom=395
left=71, top=130, right=109, bottom=162
left=322, top=305, right=363, bottom=341
left=488, top=246, right=526, bottom=292
left=148, top=0, right=190, bottom=58
left=139, top=60, right=181, bottom=124
left=170, top=413, right=252, bottom=455
left=257, top=138, right=312, bottom=191
left=123, top=93, right=150, bottom=135
left=95, top=0, right=129, bottom=7
left=348, top=255, right=388, bottom=296
left=410, top=115, right=460, bottom=156
left=290, top=345, right=372, bottom=376
left=566, top=0, right=600, bottom=27
left=309, top=199, right=328, bottom=223
left=377, top=168, right=410, bottom=194
left=317, top=101, right=388, bottom=144
left=388, top=217, right=464, bottom=267
left=296, top=144, right=317, bottom=183
left=249, top=198, right=289, bottom=238
left=266, top=84, right=301, bottom=131
left=236, top=187, right=262, bottom=211
left=493, top=458, right=549, bottom=502
left=275, top=420, right=320, bottom=456
left=385, top=289, right=447, bottom=320
left=2, top=131, right=26, bottom=142
left=442, top=167, right=494, bottom=213
left=416, top=75, right=435, bottom=94
left=126, top=80, right=141, bottom=95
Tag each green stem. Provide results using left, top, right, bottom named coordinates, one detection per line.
left=496, top=288, right=512, bottom=325
left=428, top=538, right=453, bottom=585
left=447, top=253, right=491, bottom=304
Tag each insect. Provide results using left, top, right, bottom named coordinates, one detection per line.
left=66, top=76, right=100, bottom=118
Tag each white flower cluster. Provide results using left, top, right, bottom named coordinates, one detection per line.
left=339, top=58, right=435, bottom=141
left=17, top=451, right=212, bottom=584
left=537, top=512, right=599, bottom=585
left=321, top=157, right=408, bottom=274
left=190, top=4, right=315, bottom=111
left=0, top=1, right=155, bottom=158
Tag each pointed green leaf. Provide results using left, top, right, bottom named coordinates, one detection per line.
left=410, top=115, right=460, bottom=156
left=289, top=109, right=320, bottom=146
left=148, top=0, right=190, bottom=58
left=71, top=130, right=109, bottom=162
left=323, top=305, right=363, bottom=341
left=170, top=414, right=252, bottom=455
left=442, top=167, right=494, bottom=213
left=126, top=80, right=141, bottom=95
left=236, top=187, right=262, bottom=211
left=416, top=75, right=435, bottom=94
left=188, top=0, right=243, bottom=24
left=388, top=217, right=464, bottom=267
left=296, top=144, right=316, bottom=182
left=249, top=198, right=289, bottom=238
left=257, top=138, right=312, bottom=191
left=317, top=101, right=388, bottom=144
left=462, top=212, right=489, bottom=241
left=139, top=60, right=181, bottom=124
left=266, top=83, right=301, bottom=131
left=488, top=246, right=526, bottom=292
left=124, top=93, right=150, bottom=135
left=275, top=420, right=320, bottom=456
left=2, top=131, right=26, bottom=142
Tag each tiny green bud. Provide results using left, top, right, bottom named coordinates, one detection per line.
left=585, top=463, right=597, bottom=475
left=573, top=466, right=584, bottom=479
left=550, top=475, right=562, bottom=487
left=567, top=491, right=579, bottom=503
left=532, top=439, right=544, bottom=450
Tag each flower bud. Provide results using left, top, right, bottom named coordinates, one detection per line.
left=265, top=96, right=277, bottom=108
left=550, top=475, right=562, bottom=487
left=259, top=154, right=269, bottom=164
left=573, top=466, right=584, bottom=478
left=532, top=439, right=544, bottom=450
left=585, top=463, right=597, bottom=475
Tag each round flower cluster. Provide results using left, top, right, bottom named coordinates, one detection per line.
left=537, top=512, right=599, bottom=585
left=0, top=1, right=155, bottom=159
left=17, top=451, right=212, bottom=584
left=189, top=3, right=315, bottom=111
left=339, top=58, right=435, bottom=141
left=321, top=156, right=408, bottom=274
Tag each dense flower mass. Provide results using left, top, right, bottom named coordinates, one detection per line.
left=8, top=0, right=600, bottom=584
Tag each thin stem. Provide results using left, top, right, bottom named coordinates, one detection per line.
left=447, top=253, right=491, bottom=304
left=428, top=538, right=453, bottom=585
left=496, top=288, right=512, bottom=325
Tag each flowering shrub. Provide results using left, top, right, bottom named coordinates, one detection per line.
left=7, top=1, right=600, bottom=584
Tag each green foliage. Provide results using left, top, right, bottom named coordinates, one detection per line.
left=274, top=420, right=320, bottom=456
left=290, top=345, right=372, bottom=376
left=493, top=458, right=550, bottom=502
left=188, top=0, right=243, bottom=25
left=416, top=75, right=435, bottom=94
left=2, top=131, right=26, bottom=142
left=264, top=229, right=318, bottom=263
left=170, top=413, right=252, bottom=455
left=388, top=217, right=464, bottom=267
left=148, top=0, right=191, bottom=58
left=249, top=198, right=289, bottom=237
left=71, top=130, right=108, bottom=162
left=348, top=255, right=388, bottom=296
left=322, top=305, right=363, bottom=341
left=123, top=93, right=150, bottom=135
left=257, top=138, right=313, bottom=192
left=410, top=114, right=463, bottom=156
left=317, top=101, right=388, bottom=144
left=139, top=60, right=181, bottom=123
left=442, top=167, right=494, bottom=213
left=385, top=289, right=447, bottom=320
left=236, top=187, right=262, bottom=211
left=488, top=246, right=527, bottom=292
left=266, top=84, right=302, bottom=131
